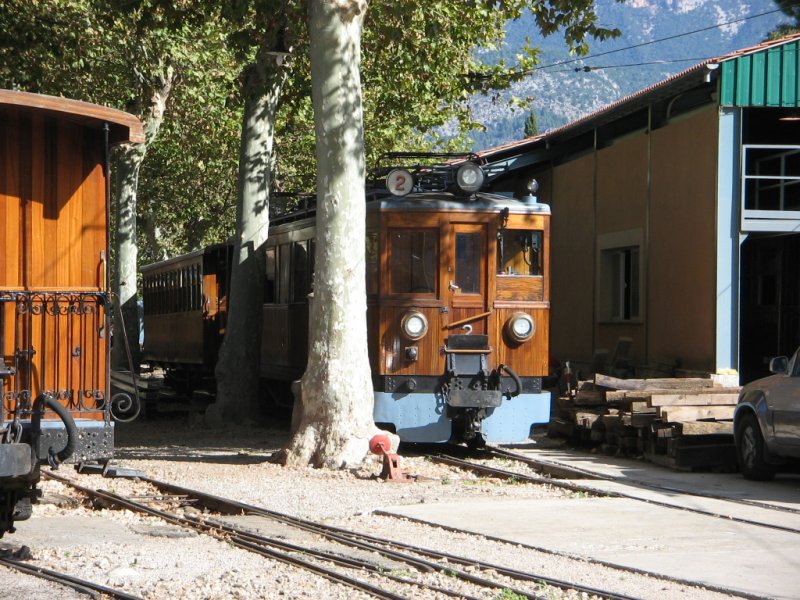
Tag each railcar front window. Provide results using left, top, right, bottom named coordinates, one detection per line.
left=497, top=230, right=543, bottom=276
left=390, top=229, right=437, bottom=294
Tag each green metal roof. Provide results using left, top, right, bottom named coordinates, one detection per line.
left=720, top=39, right=800, bottom=107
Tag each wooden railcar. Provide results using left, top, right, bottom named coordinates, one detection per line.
left=263, top=155, right=551, bottom=445
left=0, top=89, right=143, bottom=536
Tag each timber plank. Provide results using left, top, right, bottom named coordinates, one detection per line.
left=595, top=373, right=713, bottom=390
left=605, top=388, right=740, bottom=401
left=658, top=405, right=736, bottom=422
left=677, top=421, right=734, bottom=435
left=647, top=393, right=740, bottom=407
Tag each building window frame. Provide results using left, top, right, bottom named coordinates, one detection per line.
left=597, top=229, right=644, bottom=324
left=742, top=143, right=800, bottom=232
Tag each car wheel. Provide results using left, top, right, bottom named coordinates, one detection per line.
left=736, top=413, right=775, bottom=481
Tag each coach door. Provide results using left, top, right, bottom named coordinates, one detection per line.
left=446, top=223, right=489, bottom=335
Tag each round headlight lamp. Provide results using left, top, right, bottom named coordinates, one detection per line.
left=505, top=312, right=535, bottom=343
left=456, top=162, right=485, bottom=193
left=400, top=311, right=428, bottom=341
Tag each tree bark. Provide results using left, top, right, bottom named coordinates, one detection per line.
left=281, top=0, right=376, bottom=468
left=112, top=69, right=175, bottom=372
left=211, top=46, right=287, bottom=425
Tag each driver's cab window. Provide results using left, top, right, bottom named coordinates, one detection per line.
left=389, top=228, right=438, bottom=294
left=498, top=230, right=542, bottom=276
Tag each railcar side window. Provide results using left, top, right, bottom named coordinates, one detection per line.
left=389, top=229, right=437, bottom=294
left=366, top=232, right=378, bottom=295
left=497, top=230, right=543, bottom=276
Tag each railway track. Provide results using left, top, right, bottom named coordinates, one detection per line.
left=43, top=471, right=642, bottom=600
left=420, top=445, right=800, bottom=535
left=0, top=554, right=142, bottom=600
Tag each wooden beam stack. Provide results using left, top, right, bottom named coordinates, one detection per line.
left=549, top=374, right=740, bottom=470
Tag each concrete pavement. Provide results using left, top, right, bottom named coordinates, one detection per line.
left=381, top=447, right=800, bottom=599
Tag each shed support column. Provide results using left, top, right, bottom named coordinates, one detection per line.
left=715, top=107, right=741, bottom=383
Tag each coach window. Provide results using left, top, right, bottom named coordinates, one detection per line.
left=193, top=265, right=202, bottom=310
left=278, top=244, right=291, bottom=304
left=180, top=268, right=188, bottom=310
left=498, top=230, right=543, bottom=276
left=172, top=270, right=179, bottom=312
left=309, top=239, right=316, bottom=292
left=389, top=229, right=437, bottom=294
left=291, top=241, right=309, bottom=302
left=265, top=247, right=277, bottom=303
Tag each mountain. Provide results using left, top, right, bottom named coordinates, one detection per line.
left=469, top=0, right=788, bottom=149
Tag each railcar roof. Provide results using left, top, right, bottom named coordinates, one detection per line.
left=139, top=242, right=231, bottom=273
left=0, top=89, right=144, bottom=145
left=368, top=191, right=551, bottom=215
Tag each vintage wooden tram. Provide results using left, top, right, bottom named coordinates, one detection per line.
left=0, top=89, right=143, bottom=536
left=143, top=154, right=551, bottom=446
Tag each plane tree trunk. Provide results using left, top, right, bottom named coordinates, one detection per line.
left=211, top=46, right=287, bottom=425
left=281, top=0, right=376, bottom=468
left=112, top=70, right=175, bottom=373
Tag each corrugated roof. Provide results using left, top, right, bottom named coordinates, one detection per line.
left=479, top=32, right=800, bottom=160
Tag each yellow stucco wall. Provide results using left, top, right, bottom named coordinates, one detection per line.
left=649, top=109, right=718, bottom=371
left=548, top=107, right=719, bottom=373
left=594, top=135, right=649, bottom=365
left=550, top=155, right=595, bottom=365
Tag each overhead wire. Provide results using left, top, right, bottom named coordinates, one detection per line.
left=548, top=57, right=721, bottom=74
left=493, top=7, right=784, bottom=79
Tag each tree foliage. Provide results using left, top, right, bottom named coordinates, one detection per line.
left=0, top=0, right=618, bottom=440
left=768, top=0, right=800, bottom=39
left=0, top=0, right=619, bottom=255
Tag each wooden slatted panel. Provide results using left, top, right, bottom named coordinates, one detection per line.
left=23, top=117, right=105, bottom=290
left=0, top=112, right=22, bottom=288
left=81, top=129, right=106, bottom=288
left=493, top=307, right=549, bottom=377
left=378, top=305, right=445, bottom=376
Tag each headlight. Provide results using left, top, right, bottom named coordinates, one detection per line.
left=456, top=162, right=485, bottom=193
left=505, top=312, right=535, bottom=343
left=400, top=311, right=428, bottom=341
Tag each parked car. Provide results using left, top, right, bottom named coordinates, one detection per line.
left=734, top=348, right=800, bottom=480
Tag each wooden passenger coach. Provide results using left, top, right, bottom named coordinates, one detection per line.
left=141, top=243, right=232, bottom=375
left=0, top=89, right=142, bottom=536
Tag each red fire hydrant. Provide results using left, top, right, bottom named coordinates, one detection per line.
left=369, top=434, right=412, bottom=482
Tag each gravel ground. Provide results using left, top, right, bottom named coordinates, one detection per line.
left=2, top=416, right=741, bottom=599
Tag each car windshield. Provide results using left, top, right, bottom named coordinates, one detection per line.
left=790, top=348, right=800, bottom=376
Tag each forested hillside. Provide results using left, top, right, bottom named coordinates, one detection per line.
left=469, top=0, right=787, bottom=149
